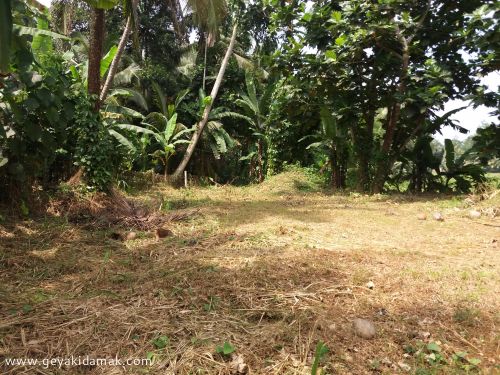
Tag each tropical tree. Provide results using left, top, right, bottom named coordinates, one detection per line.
left=235, top=72, right=276, bottom=182
left=300, top=107, right=349, bottom=189
left=441, top=139, right=486, bottom=192
left=99, top=0, right=138, bottom=101
left=187, top=0, right=227, bottom=90
left=84, top=0, right=119, bottom=106
left=116, top=113, right=191, bottom=180
left=171, top=23, right=238, bottom=182
left=269, top=0, right=496, bottom=192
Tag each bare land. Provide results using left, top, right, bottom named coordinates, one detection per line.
left=1, top=170, right=499, bottom=374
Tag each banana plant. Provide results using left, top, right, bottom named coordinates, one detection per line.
left=116, top=113, right=193, bottom=180
left=442, top=139, right=486, bottom=192
left=190, top=89, right=248, bottom=160
left=300, top=106, right=349, bottom=189
left=235, top=71, right=276, bottom=182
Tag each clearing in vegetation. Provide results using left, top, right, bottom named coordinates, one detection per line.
left=0, top=170, right=499, bottom=374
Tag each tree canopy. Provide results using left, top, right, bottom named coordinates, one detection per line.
left=0, top=0, right=498, bottom=197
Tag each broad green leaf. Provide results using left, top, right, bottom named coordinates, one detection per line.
left=468, top=358, right=481, bottom=366
left=83, top=0, right=119, bottom=10
left=13, top=25, right=70, bottom=41
left=104, top=104, right=144, bottom=119
left=302, top=12, right=312, bottom=22
left=335, top=35, right=347, bottom=46
left=174, top=88, right=190, bottom=109
left=311, top=341, right=329, bottom=375
left=444, top=139, right=455, bottom=171
left=109, top=129, right=137, bottom=153
left=116, top=124, right=157, bottom=136
left=216, top=342, right=235, bottom=355
left=152, top=81, right=168, bottom=115
left=0, top=0, right=12, bottom=72
left=427, top=342, right=441, bottom=353
left=108, top=88, right=148, bottom=111
left=32, top=14, right=53, bottom=59
left=100, top=45, right=118, bottom=78
left=152, top=335, right=169, bottom=349
left=320, top=106, right=337, bottom=139
left=331, top=11, right=342, bottom=22
left=172, top=127, right=195, bottom=140
left=164, top=113, right=178, bottom=142
left=325, top=50, right=337, bottom=61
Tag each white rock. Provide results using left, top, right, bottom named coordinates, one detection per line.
left=433, top=212, right=444, bottom=221
left=419, top=331, right=431, bottom=339
left=366, top=281, right=375, bottom=289
left=398, top=362, right=411, bottom=372
left=469, top=210, right=481, bottom=219
left=352, top=318, right=376, bottom=339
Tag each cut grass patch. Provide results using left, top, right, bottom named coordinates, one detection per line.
left=1, top=171, right=498, bottom=374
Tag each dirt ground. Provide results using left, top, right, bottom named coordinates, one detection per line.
left=1, top=170, right=499, bottom=374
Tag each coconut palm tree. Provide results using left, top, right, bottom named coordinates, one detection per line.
left=171, top=22, right=238, bottom=182
left=99, top=0, right=138, bottom=101
left=187, top=0, right=227, bottom=90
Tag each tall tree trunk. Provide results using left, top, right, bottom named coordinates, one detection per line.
left=100, top=0, right=137, bottom=102
left=88, top=8, right=105, bottom=108
left=202, top=34, right=208, bottom=91
left=167, top=0, right=186, bottom=42
left=371, top=1, right=430, bottom=193
left=372, top=43, right=409, bottom=193
left=355, top=110, right=374, bottom=192
left=330, top=148, right=342, bottom=189
left=171, top=23, right=238, bottom=182
left=257, top=139, right=263, bottom=183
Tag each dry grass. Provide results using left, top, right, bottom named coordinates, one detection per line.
left=1, top=170, right=499, bottom=374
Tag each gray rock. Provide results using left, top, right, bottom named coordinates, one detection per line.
left=352, top=318, right=376, bottom=339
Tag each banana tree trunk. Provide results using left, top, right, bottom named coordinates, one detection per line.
left=99, top=8, right=134, bottom=102
left=88, top=8, right=105, bottom=107
left=172, top=23, right=238, bottom=182
left=257, top=139, right=263, bottom=183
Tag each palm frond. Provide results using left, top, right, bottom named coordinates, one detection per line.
left=113, top=62, right=141, bottom=86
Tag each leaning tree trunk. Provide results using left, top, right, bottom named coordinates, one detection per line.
left=171, top=23, right=238, bottom=183
left=88, top=8, right=105, bottom=108
left=100, top=1, right=137, bottom=102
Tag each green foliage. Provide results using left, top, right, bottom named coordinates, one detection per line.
left=0, top=46, right=78, bottom=194
left=0, top=0, right=12, bottom=72
left=442, top=138, right=486, bottom=192
left=408, top=340, right=482, bottom=374
left=83, top=0, right=120, bottom=10
left=73, top=95, right=118, bottom=191
left=216, top=341, right=235, bottom=356
left=470, top=124, right=500, bottom=168
left=114, top=112, right=192, bottom=176
left=311, top=341, right=328, bottom=375
left=152, top=335, right=169, bottom=349
left=100, top=45, right=118, bottom=78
